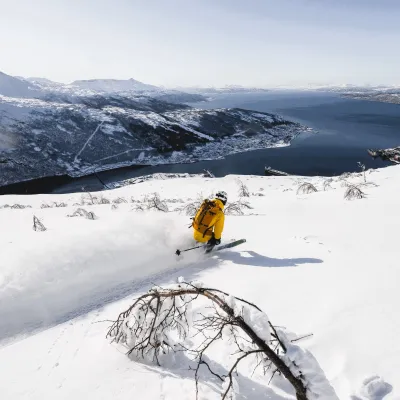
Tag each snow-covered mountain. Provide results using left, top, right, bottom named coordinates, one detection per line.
left=0, top=71, right=42, bottom=98
left=26, top=77, right=65, bottom=90
left=0, top=166, right=398, bottom=399
left=70, top=78, right=160, bottom=93
left=0, top=71, right=308, bottom=187
left=0, top=72, right=202, bottom=100
left=319, top=85, right=400, bottom=105
left=20, top=75, right=206, bottom=101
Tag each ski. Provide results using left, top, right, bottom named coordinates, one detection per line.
left=211, top=238, right=246, bottom=252
left=175, top=239, right=246, bottom=257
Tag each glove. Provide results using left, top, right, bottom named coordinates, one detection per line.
left=207, top=236, right=221, bottom=246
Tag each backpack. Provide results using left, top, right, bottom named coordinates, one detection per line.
left=192, top=199, right=221, bottom=237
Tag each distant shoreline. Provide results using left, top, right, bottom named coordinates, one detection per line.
left=341, top=94, right=400, bottom=105
left=0, top=124, right=306, bottom=195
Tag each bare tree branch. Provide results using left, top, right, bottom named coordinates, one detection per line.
left=107, top=282, right=310, bottom=400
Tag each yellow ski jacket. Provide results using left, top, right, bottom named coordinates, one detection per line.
left=193, top=198, right=225, bottom=243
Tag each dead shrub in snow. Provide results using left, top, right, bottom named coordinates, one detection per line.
left=112, top=197, right=127, bottom=204
left=177, top=194, right=204, bottom=216
left=10, top=204, right=32, bottom=209
left=144, top=192, right=168, bottom=212
left=77, top=192, right=108, bottom=206
left=98, top=195, right=110, bottom=205
left=224, top=199, right=252, bottom=216
left=133, top=203, right=146, bottom=212
left=33, top=215, right=46, bottom=232
left=236, top=179, right=250, bottom=197
left=344, top=184, right=366, bottom=200
left=297, top=182, right=317, bottom=195
left=85, top=192, right=97, bottom=205
left=107, top=279, right=338, bottom=400
left=53, top=202, right=67, bottom=208
left=323, top=179, right=333, bottom=191
left=111, top=204, right=118, bottom=210
left=68, top=207, right=98, bottom=220
left=40, top=202, right=67, bottom=209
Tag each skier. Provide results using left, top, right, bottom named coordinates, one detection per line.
left=192, top=191, right=227, bottom=252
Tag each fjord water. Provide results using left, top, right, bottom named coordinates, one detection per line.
left=107, top=91, right=399, bottom=174
left=52, top=91, right=400, bottom=193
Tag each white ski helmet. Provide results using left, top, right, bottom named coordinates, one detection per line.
left=215, top=190, right=228, bottom=205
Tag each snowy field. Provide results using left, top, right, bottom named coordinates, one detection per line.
left=0, top=166, right=399, bottom=399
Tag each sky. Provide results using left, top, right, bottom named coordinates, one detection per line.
left=1, top=0, right=400, bottom=87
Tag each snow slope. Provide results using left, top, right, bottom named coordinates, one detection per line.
left=1, top=167, right=399, bottom=399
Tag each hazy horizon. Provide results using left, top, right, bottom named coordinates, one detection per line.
left=1, top=0, right=400, bottom=87
left=4, top=73, right=399, bottom=90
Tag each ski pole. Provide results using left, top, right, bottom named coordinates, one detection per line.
left=175, top=244, right=205, bottom=256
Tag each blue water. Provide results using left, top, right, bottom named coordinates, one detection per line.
left=53, top=91, right=400, bottom=193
